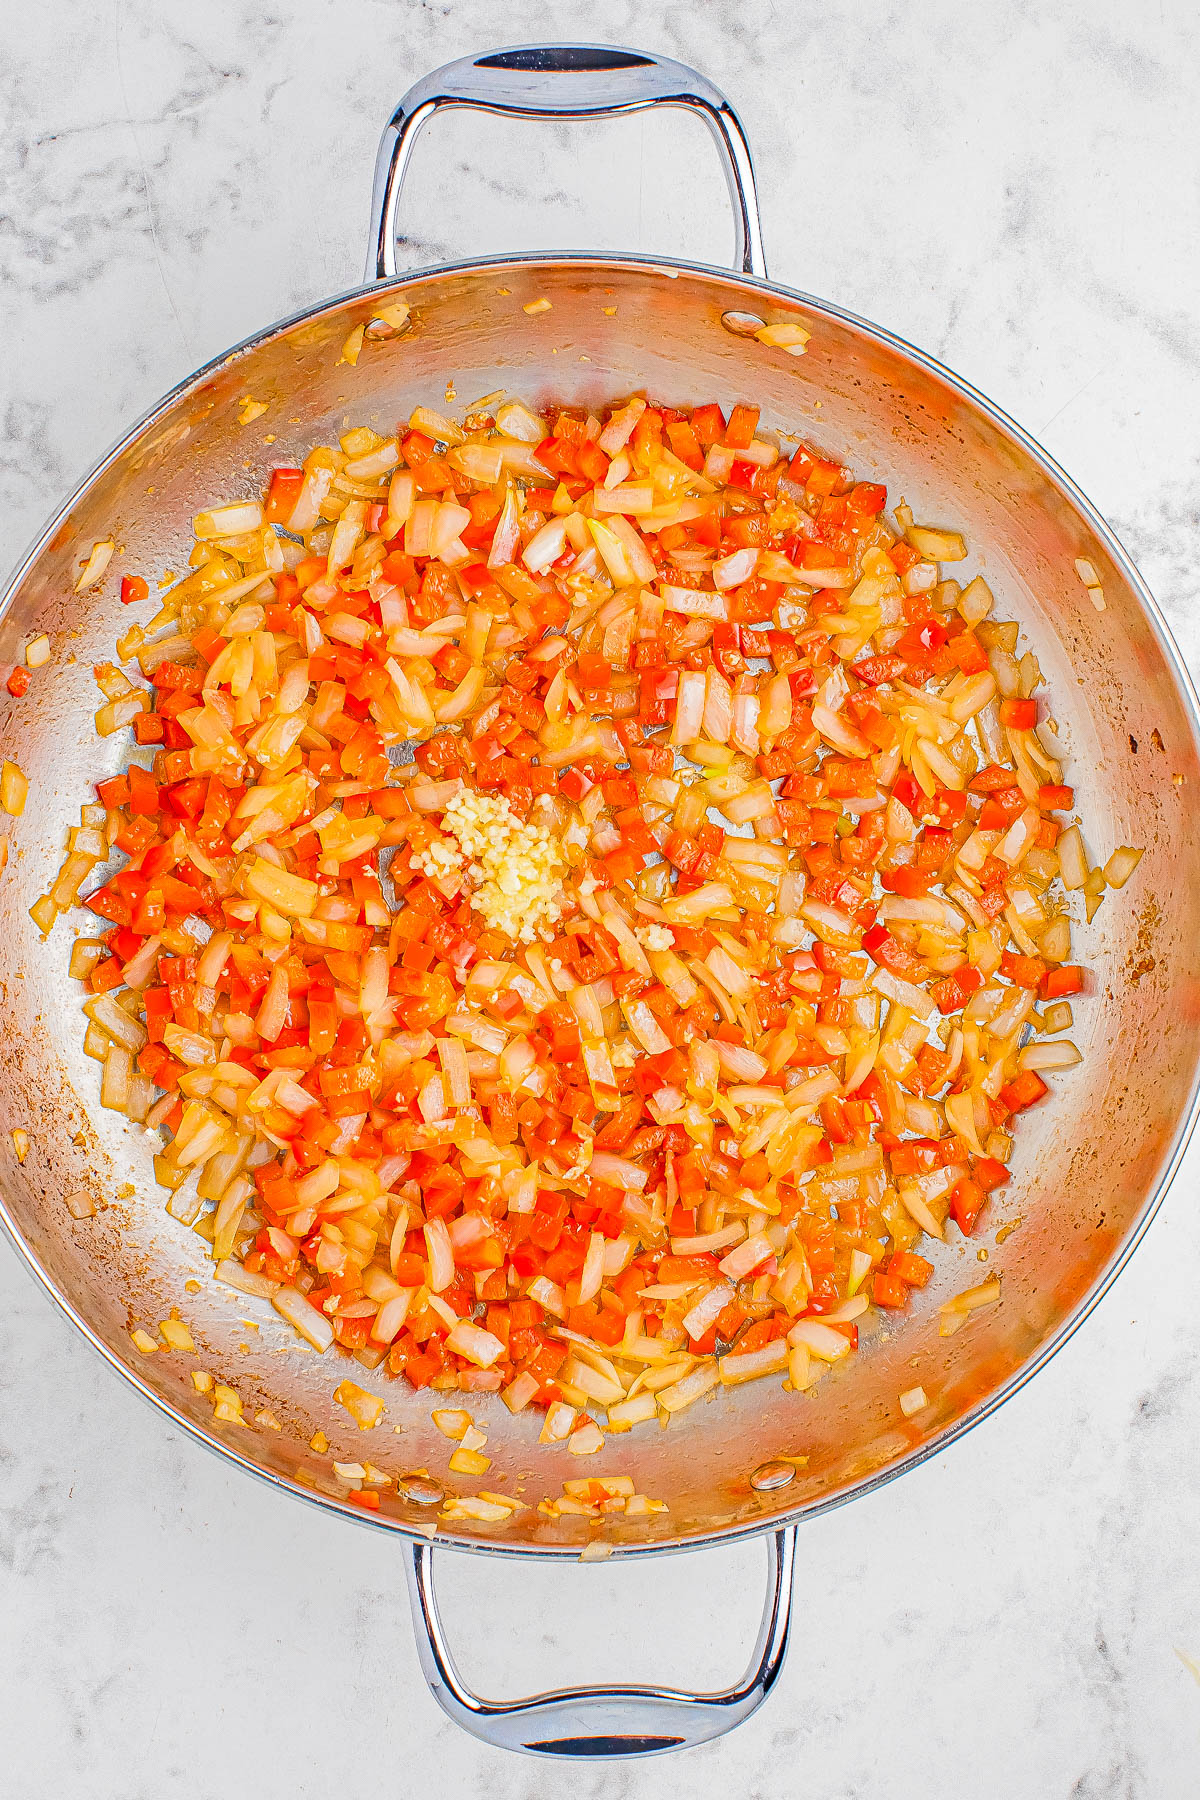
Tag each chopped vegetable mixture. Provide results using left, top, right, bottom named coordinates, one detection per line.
left=37, top=389, right=1143, bottom=1444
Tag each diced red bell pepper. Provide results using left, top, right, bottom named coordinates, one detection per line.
left=1040, top=965, right=1084, bottom=1000
left=999, top=1070, right=1049, bottom=1113
left=973, top=1156, right=1010, bottom=1193
left=950, top=1178, right=986, bottom=1234
left=888, top=1251, right=933, bottom=1287
left=95, top=774, right=130, bottom=809
left=724, top=403, right=759, bottom=449
left=872, top=1273, right=910, bottom=1309
left=930, top=965, right=984, bottom=1014
left=949, top=630, right=988, bottom=674
left=153, top=661, right=205, bottom=695
left=190, top=625, right=226, bottom=665
left=90, top=956, right=124, bottom=993
left=84, top=884, right=131, bottom=926
left=847, top=481, right=887, bottom=516
left=120, top=574, right=150, bottom=605
left=861, top=924, right=923, bottom=980
left=890, top=1139, right=942, bottom=1177
left=265, top=468, right=304, bottom=523
left=999, top=952, right=1047, bottom=990
left=126, top=763, right=160, bottom=817
left=165, top=778, right=207, bottom=820
left=881, top=865, right=935, bottom=898
left=1000, top=697, right=1038, bottom=729
left=853, top=653, right=907, bottom=687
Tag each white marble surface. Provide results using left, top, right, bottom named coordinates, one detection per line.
left=4, top=1, right=1200, bottom=1794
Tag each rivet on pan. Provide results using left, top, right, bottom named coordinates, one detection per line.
left=364, top=309, right=413, bottom=341
left=750, top=1460, right=797, bottom=1492
left=721, top=309, right=766, bottom=338
left=398, top=1473, right=444, bottom=1506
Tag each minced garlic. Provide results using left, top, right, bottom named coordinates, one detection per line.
left=440, top=790, right=565, bottom=944
left=635, top=923, right=674, bottom=953
left=560, top=1138, right=593, bottom=1181
left=409, top=837, right=462, bottom=885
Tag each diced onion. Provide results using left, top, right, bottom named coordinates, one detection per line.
left=656, top=1364, right=720, bottom=1413
left=786, top=1319, right=851, bottom=1361
left=718, top=1234, right=774, bottom=1280
left=719, top=1340, right=789, bottom=1384
left=58, top=381, right=1127, bottom=1461
left=424, top=1218, right=454, bottom=1292
left=1103, top=846, right=1143, bottom=889
left=272, top=1286, right=334, bottom=1351
left=682, top=1281, right=733, bottom=1342
left=907, top=524, right=966, bottom=561
left=445, top=1321, right=505, bottom=1368
left=75, top=538, right=115, bottom=591
left=1019, top=1039, right=1081, bottom=1071
left=713, top=548, right=759, bottom=590
left=1, top=760, right=29, bottom=817
left=335, top=1380, right=385, bottom=1429
left=576, top=1231, right=606, bottom=1306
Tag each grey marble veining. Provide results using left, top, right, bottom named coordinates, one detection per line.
left=3, top=1, right=1200, bottom=1795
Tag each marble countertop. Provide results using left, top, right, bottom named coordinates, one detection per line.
left=4, top=2, right=1200, bottom=1795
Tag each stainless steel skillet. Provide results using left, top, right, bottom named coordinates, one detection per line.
left=1, top=41, right=1197, bottom=1761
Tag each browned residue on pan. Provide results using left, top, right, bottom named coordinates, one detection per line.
left=1126, top=894, right=1161, bottom=984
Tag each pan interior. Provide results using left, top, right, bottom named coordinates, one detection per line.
left=1, top=257, right=1197, bottom=1555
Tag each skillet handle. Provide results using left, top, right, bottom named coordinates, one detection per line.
left=403, top=1525, right=795, bottom=1760
left=366, top=42, right=767, bottom=283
